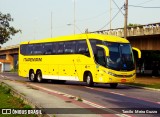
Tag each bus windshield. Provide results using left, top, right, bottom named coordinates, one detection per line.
left=104, top=42, right=135, bottom=71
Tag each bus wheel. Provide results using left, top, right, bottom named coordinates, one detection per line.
left=86, top=73, right=94, bottom=87
left=29, top=70, right=36, bottom=82
left=110, top=83, right=118, bottom=88
left=36, top=71, right=43, bottom=83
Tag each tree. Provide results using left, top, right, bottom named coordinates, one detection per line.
left=0, top=12, right=21, bottom=46
left=128, top=23, right=140, bottom=27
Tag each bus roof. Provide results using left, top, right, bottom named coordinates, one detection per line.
left=20, top=33, right=129, bottom=44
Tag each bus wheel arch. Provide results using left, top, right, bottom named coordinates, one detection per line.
left=29, top=69, right=36, bottom=82
left=36, top=69, right=43, bottom=83
left=83, top=71, right=94, bottom=87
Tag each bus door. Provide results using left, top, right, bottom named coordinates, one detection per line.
left=74, top=40, right=91, bottom=81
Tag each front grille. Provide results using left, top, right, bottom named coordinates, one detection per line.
left=116, top=74, right=135, bottom=78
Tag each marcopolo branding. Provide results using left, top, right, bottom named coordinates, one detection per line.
left=24, top=58, right=42, bottom=62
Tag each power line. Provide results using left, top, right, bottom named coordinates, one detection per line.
left=136, top=0, right=155, bottom=5
left=77, top=10, right=111, bottom=22
left=98, top=5, right=124, bottom=31
left=76, top=8, right=117, bottom=22
left=129, top=5, right=160, bottom=8
left=112, top=0, right=124, bottom=16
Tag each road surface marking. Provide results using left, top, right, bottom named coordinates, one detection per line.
left=83, top=100, right=105, bottom=108
left=85, top=87, right=94, bottom=89
left=0, top=75, right=5, bottom=78
left=110, top=92, right=125, bottom=96
left=29, top=83, right=132, bottom=117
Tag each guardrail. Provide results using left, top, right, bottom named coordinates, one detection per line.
left=91, top=23, right=160, bottom=37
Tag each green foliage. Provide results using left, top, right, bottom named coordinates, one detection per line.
left=127, top=83, right=160, bottom=89
left=0, top=12, right=21, bottom=45
left=0, top=86, right=36, bottom=117
left=23, top=105, right=32, bottom=109
left=128, top=23, right=141, bottom=27
left=2, top=86, right=11, bottom=94
left=77, top=96, right=83, bottom=102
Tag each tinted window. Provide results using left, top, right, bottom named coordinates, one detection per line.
left=97, top=47, right=106, bottom=67
left=26, top=45, right=34, bottom=55
left=57, top=42, right=64, bottom=54
left=20, top=45, right=27, bottom=55
left=76, top=40, right=90, bottom=57
left=52, top=43, right=57, bottom=54
left=33, top=44, right=43, bottom=54
left=64, top=41, right=76, bottom=54
left=90, top=39, right=102, bottom=54
left=43, top=43, right=53, bottom=54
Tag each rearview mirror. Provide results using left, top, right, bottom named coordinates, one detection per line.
left=132, top=47, right=141, bottom=59
left=96, top=44, right=109, bottom=57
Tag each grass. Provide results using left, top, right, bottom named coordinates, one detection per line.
left=0, top=85, right=36, bottom=117
left=126, top=83, right=160, bottom=89
left=77, top=96, right=83, bottom=102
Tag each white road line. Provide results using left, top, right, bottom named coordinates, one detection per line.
left=85, top=87, right=125, bottom=96
left=29, top=83, right=131, bottom=117
left=83, top=100, right=105, bottom=108
left=116, top=114, right=132, bottom=117
left=110, top=92, right=125, bottom=96
left=29, top=84, right=73, bottom=97
left=85, top=87, right=94, bottom=89
left=0, top=75, right=5, bottom=78
left=0, top=75, right=11, bottom=79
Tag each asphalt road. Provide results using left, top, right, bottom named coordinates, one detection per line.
left=1, top=72, right=160, bottom=117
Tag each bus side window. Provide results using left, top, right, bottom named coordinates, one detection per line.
left=97, top=47, right=106, bottom=67
left=52, top=43, right=57, bottom=54
left=43, top=43, right=53, bottom=54
left=26, top=45, right=34, bottom=55
left=64, top=41, right=76, bottom=54
left=57, top=42, right=64, bottom=54
left=20, top=45, right=27, bottom=55
left=89, top=39, right=103, bottom=62
left=76, top=40, right=90, bottom=57
left=33, top=44, right=43, bottom=55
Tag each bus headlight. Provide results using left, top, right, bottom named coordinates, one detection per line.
left=108, top=72, right=117, bottom=77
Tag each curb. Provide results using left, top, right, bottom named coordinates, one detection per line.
left=0, top=80, right=50, bottom=117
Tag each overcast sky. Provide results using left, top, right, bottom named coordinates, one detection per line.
left=0, top=0, right=160, bottom=47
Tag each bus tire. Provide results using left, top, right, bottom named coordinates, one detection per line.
left=86, top=72, right=94, bottom=87
left=36, top=70, right=43, bottom=83
left=29, top=70, right=36, bottom=82
left=110, top=83, right=118, bottom=88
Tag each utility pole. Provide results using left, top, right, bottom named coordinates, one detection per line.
left=74, top=0, right=76, bottom=34
left=124, top=0, right=128, bottom=39
left=51, top=12, right=53, bottom=37
left=110, top=0, right=112, bottom=30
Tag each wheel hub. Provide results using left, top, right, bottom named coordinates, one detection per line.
left=31, top=73, right=34, bottom=80
left=87, top=76, right=90, bottom=84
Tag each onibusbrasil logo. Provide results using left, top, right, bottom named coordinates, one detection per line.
left=1, top=109, right=42, bottom=115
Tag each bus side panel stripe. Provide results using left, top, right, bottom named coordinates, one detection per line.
left=43, top=75, right=79, bottom=81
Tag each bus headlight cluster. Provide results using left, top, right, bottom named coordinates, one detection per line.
left=108, top=72, right=117, bottom=77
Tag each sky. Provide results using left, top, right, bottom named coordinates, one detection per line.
left=0, top=0, right=160, bottom=47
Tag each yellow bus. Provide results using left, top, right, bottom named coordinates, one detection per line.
left=19, top=33, right=141, bottom=88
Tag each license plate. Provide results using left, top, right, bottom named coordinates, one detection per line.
left=121, top=79, right=126, bottom=82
